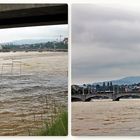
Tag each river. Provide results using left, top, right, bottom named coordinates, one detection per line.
left=72, top=99, right=140, bottom=136
left=0, top=52, right=68, bottom=135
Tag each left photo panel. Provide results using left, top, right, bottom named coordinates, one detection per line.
left=0, top=4, right=68, bottom=136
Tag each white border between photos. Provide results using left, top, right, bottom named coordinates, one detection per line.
left=0, top=0, right=140, bottom=140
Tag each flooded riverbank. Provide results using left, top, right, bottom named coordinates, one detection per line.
left=72, top=99, right=140, bottom=136
left=0, top=52, right=68, bottom=135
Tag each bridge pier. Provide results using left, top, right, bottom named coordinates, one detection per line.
left=112, top=92, right=119, bottom=101
left=112, top=98, right=119, bottom=101
left=71, top=94, right=86, bottom=102
left=112, top=85, right=118, bottom=101
left=81, top=95, right=86, bottom=102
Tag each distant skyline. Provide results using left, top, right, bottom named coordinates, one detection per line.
left=72, top=4, right=140, bottom=84
left=0, top=25, right=68, bottom=44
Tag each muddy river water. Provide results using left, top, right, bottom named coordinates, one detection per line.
left=72, top=99, right=140, bottom=136
left=0, top=52, right=68, bottom=135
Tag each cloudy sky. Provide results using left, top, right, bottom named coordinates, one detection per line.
left=0, top=25, right=68, bottom=43
left=72, top=4, right=140, bottom=84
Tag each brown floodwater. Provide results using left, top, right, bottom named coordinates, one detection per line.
left=0, top=52, right=68, bottom=135
left=72, top=99, right=140, bottom=136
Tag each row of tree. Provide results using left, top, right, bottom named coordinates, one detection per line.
left=1, top=41, right=68, bottom=52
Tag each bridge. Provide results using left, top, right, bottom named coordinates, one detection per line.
left=0, top=4, right=67, bottom=29
left=71, top=91, right=140, bottom=101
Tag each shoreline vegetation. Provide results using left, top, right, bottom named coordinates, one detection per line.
left=12, top=93, right=68, bottom=136
left=35, top=111, right=68, bottom=136
left=25, top=92, right=68, bottom=136
left=0, top=40, right=68, bottom=52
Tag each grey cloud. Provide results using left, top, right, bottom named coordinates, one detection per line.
left=72, top=4, right=139, bottom=22
left=72, top=5, right=140, bottom=46
left=72, top=4, right=140, bottom=84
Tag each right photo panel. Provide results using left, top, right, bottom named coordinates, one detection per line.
left=71, top=4, right=140, bottom=136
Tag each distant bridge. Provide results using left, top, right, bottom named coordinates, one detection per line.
left=71, top=92, right=140, bottom=101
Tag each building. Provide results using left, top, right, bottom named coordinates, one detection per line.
left=0, top=45, right=3, bottom=51
left=63, top=37, right=68, bottom=44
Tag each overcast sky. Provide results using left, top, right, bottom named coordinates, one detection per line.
left=0, top=25, right=68, bottom=43
left=72, top=4, right=140, bottom=84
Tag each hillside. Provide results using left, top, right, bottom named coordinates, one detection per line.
left=94, top=76, right=140, bottom=85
